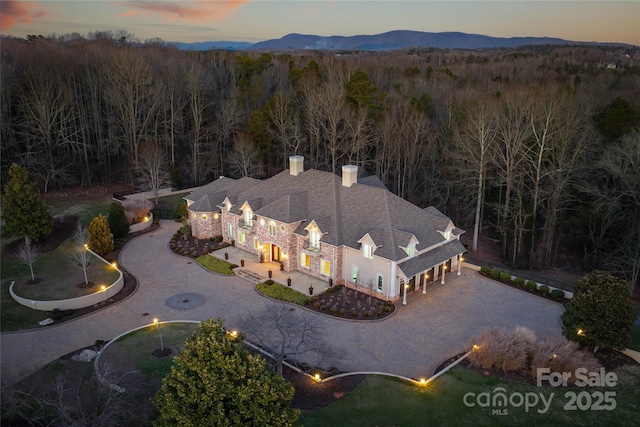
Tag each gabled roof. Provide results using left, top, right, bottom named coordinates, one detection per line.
left=188, top=166, right=464, bottom=262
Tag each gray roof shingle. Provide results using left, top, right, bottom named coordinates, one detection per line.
left=397, top=240, right=467, bottom=278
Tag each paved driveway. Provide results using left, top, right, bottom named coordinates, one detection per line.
left=0, top=221, right=563, bottom=386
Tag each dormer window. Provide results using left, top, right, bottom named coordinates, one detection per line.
left=444, top=230, right=451, bottom=240
left=243, top=210, right=253, bottom=227
left=226, top=201, right=231, bottom=212
left=363, top=244, right=373, bottom=259
left=309, top=230, right=320, bottom=250
left=407, top=244, right=415, bottom=257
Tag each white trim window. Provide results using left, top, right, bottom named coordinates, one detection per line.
left=351, top=265, right=359, bottom=282
left=243, top=210, right=253, bottom=227
left=301, top=253, right=310, bottom=269
left=269, top=221, right=277, bottom=236
left=363, top=244, right=373, bottom=259
left=309, top=230, right=320, bottom=250
left=238, top=231, right=246, bottom=245
left=406, top=244, right=415, bottom=257
left=377, top=274, right=383, bottom=291
left=320, top=259, right=331, bottom=276
left=253, top=237, right=259, bottom=250
left=227, top=223, right=233, bottom=237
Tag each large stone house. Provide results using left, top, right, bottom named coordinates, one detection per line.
left=185, top=156, right=466, bottom=302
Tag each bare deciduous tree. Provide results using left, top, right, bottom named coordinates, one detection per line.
left=228, top=133, right=259, bottom=177
left=135, top=140, right=170, bottom=204
left=238, top=304, right=331, bottom=376
left=71, top=222, right=90, bottom=285
left=15, top=235, right=39, bottom=281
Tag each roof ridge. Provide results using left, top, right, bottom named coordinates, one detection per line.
left=383, top=190, right=397, bottom=259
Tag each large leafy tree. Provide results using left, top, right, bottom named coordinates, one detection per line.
left=153, top=318, right=299, bottom=427
left=562, top=271, right=634, bottom=351
left=594, top=97, right=640, bottom=141
left=87, top=214, right=114, bottom=255
left=1, top=163, right=52, bottom=241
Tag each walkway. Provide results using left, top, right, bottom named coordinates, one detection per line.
left=0, top=221, right=564, bottom=386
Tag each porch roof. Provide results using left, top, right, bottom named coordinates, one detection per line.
left=397, top=240, right=466, bottom=278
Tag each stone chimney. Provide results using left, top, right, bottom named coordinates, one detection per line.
left=342, top=165, right=358, bottom=187
left=289, top=155, right=304, bottom=176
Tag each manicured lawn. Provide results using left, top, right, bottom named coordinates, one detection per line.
left=196, top=254, right=236, bottom=275
left=256, top=280, right=311, bottom=305
left=97, top=322, right=199, bottom=379
left=297, top=366, right=640, bottom=427
left=44, top=197, right=111, bottom=225
left=154, top=193, right=189, bottom=208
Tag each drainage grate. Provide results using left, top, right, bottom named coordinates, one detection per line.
left=142, top=312, right=149, bottom=316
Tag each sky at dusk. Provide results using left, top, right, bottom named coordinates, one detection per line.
left=1, top=0, right=638, bottom=45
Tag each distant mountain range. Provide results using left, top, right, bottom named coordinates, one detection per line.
left=170, top=30, right=631, bottom=52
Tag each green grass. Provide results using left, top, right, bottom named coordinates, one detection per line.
left=298, top=365, right=640, bottom=427
left=99, top=323, right=199, bottom=379
left=256, top=280, right=311, bottom=305
left=196, top=255, right=236, bottom=275
left=154, top=193, right=188, bottom=208
left=630, top=326, right=640, bottom=351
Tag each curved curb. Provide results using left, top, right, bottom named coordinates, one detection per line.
left=252, top=286, right=398, bottom=323
left=94, top=320, right=200, bottom=393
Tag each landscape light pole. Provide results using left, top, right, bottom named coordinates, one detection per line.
left=154, top=318, right=164, bottom=352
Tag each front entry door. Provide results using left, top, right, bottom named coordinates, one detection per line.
left=271, top=244, right=282, bottom=263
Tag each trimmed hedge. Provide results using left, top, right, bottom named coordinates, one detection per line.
left=490, top=269, right=501, bottom=279
left=196, top=255, right=236, bottom=275
left=499, top=272, right=512, bottom=282
left=480, top=266, right=491, bottom=274
left=551, top=289, right=565, bottom=300
left=513, top=277, right=525, bottom=287
left=526, top=280, right=537, bottom=291
left=538, top=285, right=550, bottom=295
left=256, top=281, right=311, bottom=305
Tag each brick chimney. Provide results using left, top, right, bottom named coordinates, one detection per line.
left=290, top=156, right=304, bottom=176
left=342, top=165, right=358, bottom=187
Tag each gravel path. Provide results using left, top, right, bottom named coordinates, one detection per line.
left=1, top=221, right=564, bottom=386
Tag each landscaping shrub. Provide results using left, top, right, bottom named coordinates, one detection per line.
left=312, top=301, right=320, bottom=309
left=467, top=326, right=536, bottom=373
left=513, top=277, right=525, bottom=287
left=538, top=285, right=550, bottom=295
left=480, top=266, right=491, bottom=274
left=499, top=272, right=512, bottom=282
left=87, top=214, right=114, bottom=254
left=339, top=308, right=346, bottom=316
left=122, top=199, right=153, bottom=224
left=550, top=289, right=565, bottom=300
left=529, top=338, right=601, bottom=383
left=351, top=310, right=358, bottom=317
left=256, top=281, right=311, bottom=305
left=196, top=255, right=235, bottom=275
left=490, top=269, right=501, bottom=279
left=108, top=202, right=130, bottom=238
left=526, top=281, right=537, bottom=291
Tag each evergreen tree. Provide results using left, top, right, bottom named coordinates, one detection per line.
left=2, top=163, right=52, bottom=241
left=107, top=202, right=130, bottom=239
left=87, top=214, right=114, bottom=255
left=562, top=271, right=634, bottom=351
left=153, top=318, right=299, bottom=427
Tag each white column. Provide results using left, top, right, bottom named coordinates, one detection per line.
left=402, top=280, right=407, bottom=305
left=422, top=273, right=427, bottom=294
left=457, top=255, right=463, bottom=276
left=440, top=263, right=446, bottom=284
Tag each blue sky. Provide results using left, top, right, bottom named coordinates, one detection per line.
left=1, top=1, right=638, bottom=45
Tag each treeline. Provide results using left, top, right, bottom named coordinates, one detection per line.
left=1, top=35, right=639, bottom=288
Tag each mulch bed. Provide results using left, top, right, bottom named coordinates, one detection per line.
left=478, top=271, right=569, bottom=306
left=304, top=285, right=396, bottom=320
left=169, top=231, right=229, bottom=259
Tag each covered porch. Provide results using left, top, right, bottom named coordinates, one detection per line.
left=210, top=246, right=330, bottom=296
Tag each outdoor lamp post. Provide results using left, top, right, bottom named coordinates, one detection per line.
left=154, top=318, right=164, bottom=352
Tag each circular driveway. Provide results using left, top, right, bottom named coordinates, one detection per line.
left=0, top=221, right=563, bottom=385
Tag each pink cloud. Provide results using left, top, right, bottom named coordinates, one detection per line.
left=118, top=0, right=252, bottom=21
left=0, top=0, right=46, bottom=30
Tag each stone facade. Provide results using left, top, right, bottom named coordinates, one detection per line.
left=190, top=211, right=222, bottom=239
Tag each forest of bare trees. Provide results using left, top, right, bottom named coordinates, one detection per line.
left=1, top=33, right=639, bottom=289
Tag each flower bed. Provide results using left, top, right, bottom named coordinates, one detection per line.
left=256, top=280, right=312, bottom=305
left=308, top=285, right=395, bottom=320
left=479, top=266, right=568, bottom=303
left=169, top=232, right=229, bottom=258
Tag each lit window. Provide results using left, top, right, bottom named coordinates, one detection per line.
left=444, top=230, right=451, bottom=240
left=352, top=265, right=358, bottom=282
left=269, top=221, right=277, bottom=236
left=320, top=260, right=330, bottom=276
left=301, top=253, right=310, bottom=269
left=238, top=231, right=246, bottom=244
left=226, top=202, right=231, bottom=211
left=227, top=223, right=233, bottom=237
left=363, top=244, right=373, bottom=259
left=407, top=245, right=415, bottom=257
left=253, top=237, right=259, bottom=250
left=243, top=210, right=253, bottom=227
left=377, top=274, right=383, bottom=291
left=309, top=231, right=320, bottom=250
